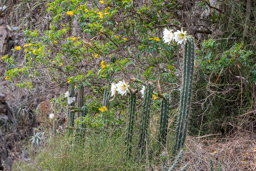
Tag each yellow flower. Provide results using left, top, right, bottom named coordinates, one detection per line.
left=156, top=117, right=159, bottom=121
left=114, top=35, right=119, bottom=39
left=100, top=0, right=104, bottom=4
left=74, top=85, right=76, bottom=88
left=97, top=12, right=103, bottom=19
left=214, top=151, right=217, bottom=153
left=246, top=153, right=248, bottom=155
left=15, top=46, right=21, bottom=51
left=123, top=38, right=127, bottom=41
left=158, top=11, right=161, bottom=13
left=53, top=41, right=57, bottom=44
left=23, top=44, right=29, bottom=48
left=93, top=54, right=99, bottom=58
left=60, top=63, right=63, bottom=66
left=149, top=38, right=154, bottom=40
left=67, top=79, right=71, bottom=83
left=99, top=106, right=108, bottom=112
left=25, top=49, right=28, bottom=53
left=154, top=37, right=160, bottom=41
left=208, top=60, right=211, bottom=63
left=32, top=49, right=37, bottom=54
left=29, top=43, right=32, bottom=46
left=152, top=95, right=157, bottom=100
left=101, top=60, right=107, bottom=68
left=72, top=37, right=76, bottom=41
left=241, top=161, right=245, bottom=163
left=85, top=9, right=89, bottom=12
left=52, top=61, right=55, bottom=63
left=95, top=113, right=99, bottom=116
left=66, top=11, right=74, bottom=16
left=5, top=76, right=10, bottom=80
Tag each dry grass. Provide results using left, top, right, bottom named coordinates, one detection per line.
left=182, top=131, right=256, bottom=170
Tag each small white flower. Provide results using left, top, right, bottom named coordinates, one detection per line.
left=174, top=28, right=188, bottom=45
left=116, top=80, right=129, bottom=96
left=49, top=113, right=54, bottom=119
left=163, top=28, right=174, bottom=44
left=68, top=97, right=76, bottom=105
left=140, top=86, right=146, bottom=98
left=65, top=91, right=70, bottom=97
left=111, top=83, right=117, bottom=97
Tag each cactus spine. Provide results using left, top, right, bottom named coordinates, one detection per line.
left=126, top=91, right=136, bottom=158
left=159, top=95, right=169, bottom=148
left=173, top=37, right=195, bottom=154
left=138, top=83, right=153, bottom=158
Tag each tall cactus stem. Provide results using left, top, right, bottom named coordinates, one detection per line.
left=125, top=91, right=136, bottom=158
left=53, top=119, right=57, bottom=135
left=138, top=83, right=153, bottom=158
left=173, top=37, right=195, bottom=154
left=77, top=84, right=84, bottom=117
left=159, top=94, right=169, bottom=148
left=66, top=83, right=75, bottom=136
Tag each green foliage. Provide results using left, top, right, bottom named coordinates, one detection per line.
left=190, top=39, right=255, bottom=136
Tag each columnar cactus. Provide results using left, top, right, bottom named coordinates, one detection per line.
left=138, top=83, right=153, bottom=158
left=173, top=37, right=195, bottom=154
left=103, top=88, right=109, bottom=110
left=125, top=91, right=136, bottom=158
left=53, top=119, right=57, bottom=135
left=77, top=84, right=84, bottom=117
left=67, top=83, right=75, bottom=136
left=159, top=94, right=169, bottom=148
left=80, top=106, right=88, bottom=138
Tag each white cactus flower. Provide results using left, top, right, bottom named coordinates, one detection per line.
left=163, top=28, right=174, bottom=44
left=49, top=113, right=54, bottom=119
left=174, top=28, right=188, bottom=45
left=116, top=80, right=129, bottom=96
left=64, top=91, right=70, bottom=97
left=111, top=83, right=117, bottom=97
left=68, top=97, right=76, bottom=105
left=140, top=86, right=146, bottom=98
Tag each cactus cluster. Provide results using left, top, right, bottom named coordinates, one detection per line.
left=138, top=83, right=153, bottom=158
left=125, top=91, right=137, bottom=158
left=173, top=37, right=195, bottom=154
left=159, top=95, right=169, bottom=148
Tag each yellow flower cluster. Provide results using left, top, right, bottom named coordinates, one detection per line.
left=66, top=11, right=74, bottom=16
left=5, top=76, right=10, bottom=80
left=92, top=54, right=99, bottom=58
left=15, top=46, right=21, bottom=51
left=123, top=38, right=127, bottom=41
left=67, top=79, right=71, bottom=83
left=99, top=106, right=108, bottom=112
left=148, top=37, right=160, bottom=41
left=101, top=60, right=109, bottom=69
left=100, top=0, right=104, bottom=4
left=152, top=95, right=157, bottom=100
left=97, top=12, right=103, bottom=19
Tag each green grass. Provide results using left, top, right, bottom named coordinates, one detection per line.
left=13, top=130, right=148, bottom=171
